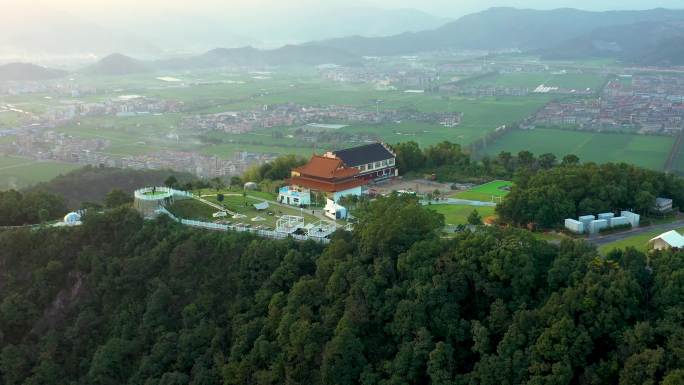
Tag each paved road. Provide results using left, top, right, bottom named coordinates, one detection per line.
left=588, top=219, right=684, bottom=246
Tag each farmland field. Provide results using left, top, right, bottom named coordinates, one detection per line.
left=484, top=128, right=675, bottom=170
left=0, top=156, right=81, bottom=189
left=427, top=204, right=496, bottom=226
left=451, top=180, right=513, bottom=202
left=463, top=72, right=607, bottom=91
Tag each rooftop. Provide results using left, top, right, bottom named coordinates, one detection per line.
left=332, top=142, right=395, bottom=167
left=649, top=230, right=684, bottom=248
left=294, top=155, right=359, bottom=180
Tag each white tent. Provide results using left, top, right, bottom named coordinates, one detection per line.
left=649, top=230, right=684, bottom=250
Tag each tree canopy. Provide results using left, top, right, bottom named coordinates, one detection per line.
left=0, top=196, right=683, bottom=384
left=498, top=162, right=684, bottom=228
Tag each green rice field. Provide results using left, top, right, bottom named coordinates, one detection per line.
left=484, top=128, right=675, bottom=170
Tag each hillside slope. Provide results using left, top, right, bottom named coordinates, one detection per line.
left=28, top=166, right=192, bottom=209
left=314, top=7, right=684, bottom=57
left=81, top=53, right=151, bottom=76
left=0, top=63, right=67, bottom=81
left=542, top=20, right=684, bottom=65
left=1, top=195, right=684, bottom=384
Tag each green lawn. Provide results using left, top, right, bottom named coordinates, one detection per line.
left=184, top=193, right=320, bottom=228
left=167, top=199, right=217, bottom=221
left=451, top=180, right=513, bottom=202
left=464, top=72, right=606, bottom=91
left=427, top=204, right=496, bottom=226
left=485, top=128, right=674, bottom=170
left=0, top=156, right=81, bottom=190
left=598, top=226, right=684, bottom=254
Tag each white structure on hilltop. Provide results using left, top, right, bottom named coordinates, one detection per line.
left=63, top=212, right=82, bottom=226
left=621, top=211, right=641, bottom=227
left=276, top=215, right=305, bottom=234
left=649, top=230, right=684, bottom=250
left=325, top=199, right=348, bottom=220
left=564, top=219, right=584, bottom=234
left=565, top=210, right=640, bottom=234
left=305, top=220, right=337, bottom=239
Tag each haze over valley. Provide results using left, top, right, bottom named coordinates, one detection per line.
left=3, top=2, right=684, bottom=385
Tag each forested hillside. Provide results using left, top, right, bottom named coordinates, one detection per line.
left=28, top=166, right=192, bottom=209
left=498, top=163, right=684, bottom=228
left=1, top=195, right=683, bottom=384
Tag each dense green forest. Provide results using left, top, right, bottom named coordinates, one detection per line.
left=393, top=140, right=573, bottom=182
left=1, top=195, right=683, bottom=384
left=0, top=189, right=66, bottom=226
left=498, top=163, right=684, bottom=228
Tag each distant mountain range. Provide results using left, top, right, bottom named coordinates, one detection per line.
left=312, top=7, right=684, bottom=61
left=5, top=7, right=684, bottom=76
left=82, top=54, right=151, bottom=76
left=0, top=5, right=448, bottom=61
left=0, top=63, right=67, bottom=82
left=541, top=20, right=684, bottom=65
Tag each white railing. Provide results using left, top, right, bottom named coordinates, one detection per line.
left=177, top=218, right=330, bottom=244
left=134, top=186, right=193, bottom=201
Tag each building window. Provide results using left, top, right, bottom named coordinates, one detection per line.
left=388, top=158, right=395, bottom=166
left=382, top=160, right=387, bottom=166
left=374, top=162, right=381, bottom=168
left=359, top=164, right=366, bottom=171
left=367, top=163, right=373, bottom=170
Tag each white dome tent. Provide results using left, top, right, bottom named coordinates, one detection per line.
left=63, top=212, right=82, bottom=226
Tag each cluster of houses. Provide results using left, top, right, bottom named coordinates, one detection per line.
left=565, top=211, right=641, bottom=235
left=278, top=142, right=397, bottom=220
left=182, top=102, right=463, bottom=135
left=531, top=75, right=684, bottom=134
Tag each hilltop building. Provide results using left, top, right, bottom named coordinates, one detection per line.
left=325, top=142, right=397, bottom=182
left=278, top=142, right=398, bottom=207
left=278, top=155, right=366, bottom=206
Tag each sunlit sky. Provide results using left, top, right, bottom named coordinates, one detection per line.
left=23, top=0, right=684, bottom=17
left=3, top=0, right=682, bottom=64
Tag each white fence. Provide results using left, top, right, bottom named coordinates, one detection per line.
left=177, top=218, right=331, bottom=244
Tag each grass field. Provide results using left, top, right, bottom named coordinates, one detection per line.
left=598, top=226, right=684, bottom=254
left=464, top=72, right=606, bottom=91
left=0, top=156, right=81, bottom=189
left=427, top=204, right=496, bottom=226
left=484, top=128, right=674, bottom=170
left=451, top=180, right=513, bottom=202
left=179, top=193, right=320, bottom=228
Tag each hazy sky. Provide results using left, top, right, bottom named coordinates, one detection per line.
left=28, top=0, right=684, bottom=17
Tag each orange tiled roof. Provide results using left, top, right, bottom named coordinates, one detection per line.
left=289, top=175, right=366, bottom=193
left=293, top=155, right=359, bottom=179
